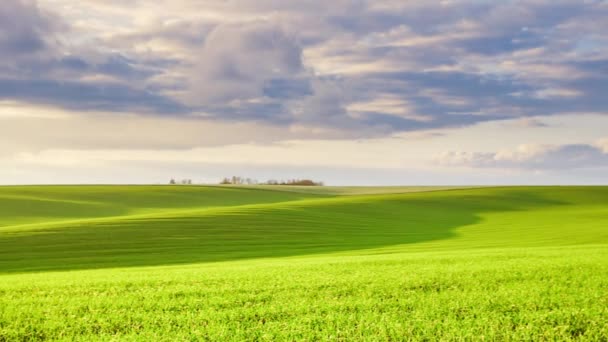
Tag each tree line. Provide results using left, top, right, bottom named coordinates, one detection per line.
left=168, top=177, right=324, bottom=186
left=220, top=176, right=323, bottom=186
left=169, top=179, right=192, bottom=185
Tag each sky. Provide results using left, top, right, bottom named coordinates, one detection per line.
left=1, top=0, right=608, bottom=185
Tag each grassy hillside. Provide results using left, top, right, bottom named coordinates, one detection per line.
left=219, top=184, right=470, bottom=195
left=0, top=185, right=323, bottom=228
left=1, top=186, right=607, bottom=340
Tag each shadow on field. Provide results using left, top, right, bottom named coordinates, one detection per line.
left=0, top=187, right=591, bottom=274
left=0, top=185, right=320, bottom=228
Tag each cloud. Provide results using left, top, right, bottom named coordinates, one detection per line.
left=0, top=1, right=182, bottom=114
left=0, top=101, right=379, bottom=158
left=436, top=140, right=608, bottom=170
left=3, top=0, right=608, bottom=185
left=595, top=138, right=608, bottom=154
left=0, top=78, right=185, bottom=113
left=504, top=117, right=549, bottom=128
left=532, top=88, right=583, bottom=99
left=0, top=0, right=605, bottom=138
left=183, top=22, right=305, bottom=106
left=0, top=0, right=61, bottom=57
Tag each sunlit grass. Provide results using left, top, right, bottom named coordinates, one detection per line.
left=1, top=186, right=607, bottom=340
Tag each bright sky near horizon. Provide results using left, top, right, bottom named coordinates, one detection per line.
left=1, top=0, right=608, bottom=185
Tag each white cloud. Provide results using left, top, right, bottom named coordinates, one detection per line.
left=12, top=141, right=412, bottom=170
left=0, top=102, right=370, bottom=156
left=436, top=142, right=608, bottom=170
left=533, top=88, right=583, bottom=99
left=0, top=100, right=72, bottom=119
left=505, top=117, right=549, bottom=128
left=493, top=144, right=556, bottom=162
left=595, top=138, right=608, bottom=153
left=434, top=150, right=496, bottom=168
left=347, top=95, right=432, bottom=122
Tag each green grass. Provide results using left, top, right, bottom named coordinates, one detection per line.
left=0, top=185, right=322, bottom=228
left=218, top=185, right=470, bottom=195
left=1, top=185, right=607, bottom=340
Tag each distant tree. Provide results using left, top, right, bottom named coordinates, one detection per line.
left=293, top=179, right=316, bottom=186
left=220, top=177, right=321, bottom=186
left=169, top=179, right=176, bottom=185
left=264, top=178, right=323, bottom=186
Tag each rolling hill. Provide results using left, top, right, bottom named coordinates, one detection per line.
left=1, top=185, right=607, bottom=340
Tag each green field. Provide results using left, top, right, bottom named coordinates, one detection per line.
left=1, top=185, right=607, bottom=340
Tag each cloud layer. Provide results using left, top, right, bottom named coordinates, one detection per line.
left=0, top=0, right=603, bottom=134
left=437, top=139, right=608, bottom=170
